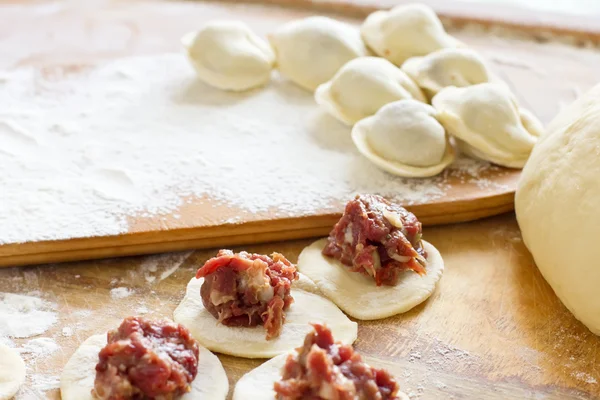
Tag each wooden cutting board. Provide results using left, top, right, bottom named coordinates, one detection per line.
left=1, top=0, right=600, bottom=267
left=3, top=213, right=600, bottom=399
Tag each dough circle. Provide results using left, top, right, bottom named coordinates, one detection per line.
left=516, top=83, right=600, bottom=335
left=173, top=273, right=358, bottom=358
left=233, top=353, right=410, bottom=400
left=0, top=343, right=26, bottom=400
left=60, top=334, right=228, bottom=400
left=297, top=239, right=444, bottom=320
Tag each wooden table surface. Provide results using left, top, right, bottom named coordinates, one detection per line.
left=3, top=213, right=600, bottom=399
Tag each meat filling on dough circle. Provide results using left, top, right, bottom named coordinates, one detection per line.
left=297, top=194, right=444, bottom=320
left=432, top=83, right=542, bottom=168
left=182, top=20, right=275, bottom=91
left=174, top=250, right=357, bottom=358
left=269, top=16, right=368, bottom=91
left=361, top=3, right=461, bottom=66
left=315, top=57, right=426, bottom=126
left=352, top=99, right=455, bottom=178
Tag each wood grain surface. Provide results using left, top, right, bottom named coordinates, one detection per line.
left=3, top=213, right=600, bottom=399
left=2, top=0, right=600, bottom=267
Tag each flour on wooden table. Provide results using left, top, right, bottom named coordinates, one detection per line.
left=19, top=337, right=59, bottom=360
left=110, top=287, right=134, bottom=299
left=0, top=293, right=57, bottom=338
left=0, top=54, right=497, bottom=245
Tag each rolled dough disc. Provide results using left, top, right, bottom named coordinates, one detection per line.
left=233, top=353, right=410, bottom=400
left=60, top=334, right=228, bottom=400
left=173, top=273, right=358, bottom=358
left=0, top=343, right=26, bottom=400
left=297, top=239, right=444, bottom=319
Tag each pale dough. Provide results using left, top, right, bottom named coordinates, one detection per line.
left=352, top=100, right=455, bottom=178
left=297, top=239, right=444, bottom=320
left=173, top=273, right=358, bottom=358
left=60, top=334, right=228, bottom=400
left=516, top=82, right=600, bottom=335
left=233, top=353, right=409, bottom=400
left=0, top=343, right=26, bottom=400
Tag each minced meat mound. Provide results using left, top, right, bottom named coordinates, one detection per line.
left=323, top=194, right=427, bottom=286
left=196, top=250, right=298, bottom=340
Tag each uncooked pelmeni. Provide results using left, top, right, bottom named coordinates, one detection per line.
left=402, top=48, right=493, bottom=98
left=0, top=343, right=26, bottom=400
left=315, top=57, right=426, bottom=125
left=182, top=21, right=275, bottom=91
left=297, top=238, right=444, bottom=319
left=60, top=334, right=228, bottom=400
left=516, top=83, right=600, bottom=335
left=432, top=83, right=541, bottom=168
left=269, top=16, right=368, bottom=91
left=351, top=100, right=455, bottom=178
left=361, top=3, right=461, bottom=66
left=233, top=353, right=410, bottom=400
left=173, top=273, right=357, bottom=358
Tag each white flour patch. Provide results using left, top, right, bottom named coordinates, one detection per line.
left=29, top=373, right=60, bottom=392
left=0, top=54, right=498, bottom=245
left=573, top=371, right=598, bottom=385
left=62, top=327, right=74, bottom=337
left=0, top=336, right=14, bottom=347
left=110, top=287, right=134, bottom=299
left=139, top=251, right=192, bottom=284
left=135, top=305, right=150, bottom=315
left=0, top=293, right=57, bottom=338
left=20, top=337, right=59, bottom=359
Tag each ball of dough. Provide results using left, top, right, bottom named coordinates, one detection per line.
left=361, top=3, right=461, bottom=66
left=402, top=48, right=493, bottom=97
left=315, top=57, right=426, bottom=125
left=269, top=16, right=368, bottom=91
left=516, top=83, right=600, bottom=335
left=432, top=83, right=540, bottom=168
left=182, top=21, right=275, bottom=91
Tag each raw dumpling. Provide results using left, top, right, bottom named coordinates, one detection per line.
left=402, top=48, right=493, bottom=98
left=173, top=273, right=357, bottom=358
left=269, top=16, right=368, bottom=91
left=351, top=99, right=455, bottom=178
left=315, top=56, right=426, bottom=125
left=0, top=343, right=26, bottom=400
left=361, top=3, right=461, bottom=66
left=432, top=83, right=541, bottom=168
left=60, top=334, right=228, bottom=400
left=182, top=21, right=275, bottom=91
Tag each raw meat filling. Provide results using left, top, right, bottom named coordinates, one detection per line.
left=323, top=194, right=427, bottom=286
left=197, top=250, right=298, bottom=340
left=94, top=316, right=199, bottom=400
left=274, top=323, right=401, bottom=399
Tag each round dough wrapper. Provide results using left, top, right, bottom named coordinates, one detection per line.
left=60, top=334, right=228, bottom=400
left=269, top=16, right=368, bottom=91
left=233, top=353, right=409, bottom=400
left=182, top=20, right=275, bottom=91
left=297, top=239, right=444, bottom=320
left=401, top=48, right=493, bottom=98
left=173, top=273, right=358, bottom=358
left=352, top=100, right=455, bottom=178
left=0, top=343, right=26, bottom=400
left=432, top=83, right=539, bottom=168
left=361, top=3, right=461, bottom=66
left=516, top=82, right=600, bottom=335
left=315, top=57, right=426, bottom=126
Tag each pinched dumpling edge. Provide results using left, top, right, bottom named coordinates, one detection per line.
left=181, top=23, right=276, bottom=92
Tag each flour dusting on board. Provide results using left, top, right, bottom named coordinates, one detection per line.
left=0, top=293, right=58, bottom=338
left=0, top=54, right=499, bottom=245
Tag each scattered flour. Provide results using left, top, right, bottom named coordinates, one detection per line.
left=110, top=287, right=134, bottom=299
left=135, top=305, right=150, bottom=315
left=20, top=337, right=59, bottom=359
left=0, top=54, right=499, bottom=245
left=29, top=373, right=60, bottom=391
left=0, top=293, right=57, bottom=338
left=62, top=326, right=74, bottom=337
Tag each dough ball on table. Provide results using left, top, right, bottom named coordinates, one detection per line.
left=432, top=83, right=542, bottom=168
left=315, top=56, right=426, bottom=125
left=269, top=16, right=368, bottom=91
left=361, top=3, right=461, bottom=66
left=351, top=99, right=455, bottom=178
left=182, top=21, right=275, bottom=91
left=0, top=343, right=26, bottom=400
left=516, top=83, right=600, bottom=335
left=402, top=48, right=494, bottom=98
left=174, top=273, right=357, bottom=358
